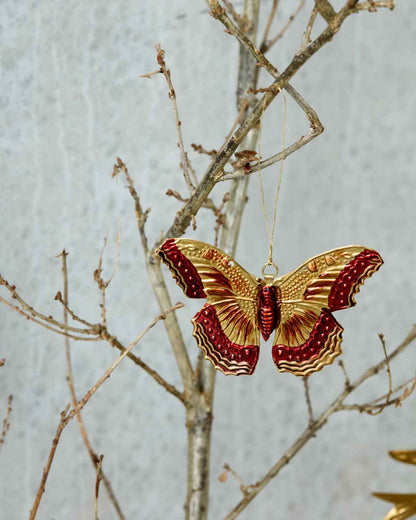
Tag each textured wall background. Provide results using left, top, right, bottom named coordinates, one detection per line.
left=0, top=2, right=415, bottom=519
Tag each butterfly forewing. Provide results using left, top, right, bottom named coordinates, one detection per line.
left=272, top=246, right=383, bottom=375
left=156, top=239, right=261, bottom=375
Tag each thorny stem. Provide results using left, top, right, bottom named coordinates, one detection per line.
left=223, top=325, right=416, bottom=520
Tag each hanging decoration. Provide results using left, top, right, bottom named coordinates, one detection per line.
left=156, top=238, right=383, bottom=376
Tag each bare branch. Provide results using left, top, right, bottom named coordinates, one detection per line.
left=223, top=325, right=416, bottom=519
left=338, top=360, right=351, bottom=390
left=0, top=295, right=100, bottom=342
left=315, top=0, right=336, bottom=23
left=214, top=192, right=230, bottom=247
left=93, top=232, right=121, bottom=328
left=166, top=188, right=220, bottom=214
left=59, top=251, right=126, bottom=520
left=367, top=333, right=393, bottom=415
left=115, top=158, right=194, bottom=396
left=338, top=376, right=416, bottom=413
left=29, top=302, right=183, bottom=520
left=218, top=463, right=259, bottom=497
left=155, top=0, right=392, bottom=242
left=260, top=0, right=279, bottom=53
left=302, top=376, right=315, bottom=426
left=54, top=290, right=94, bottom=328
left=0, top=276, right=99, bottom=337
left=67, top=302, right=185, bottom=424
left=29, top=405, right=70, bottom=520
left=113, top=158, right=150, bottom=254
left=95, top=455, right=104, bottom=520
left=262, top=0, right=306, bottom=52
left=155, top=44, right=196, bottom=192
left=221, top=0, right=252, bottom=32
left=139, top=69, right=162, bottom=79
left=191, top=143, right=218, bottom=157
left=0, top=395, right=13, bottom=451
left=353, top=1, right=395, bottom=12
left=300, top=6, right=318, bottom=51
left=100, top=328, right=186, bottom=403
left=218, top=126, right=321, bottom=181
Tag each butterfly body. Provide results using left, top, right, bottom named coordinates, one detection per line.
left=156, top=238, right=383, bottom=377
left=257, top=285, right=280, bottom=341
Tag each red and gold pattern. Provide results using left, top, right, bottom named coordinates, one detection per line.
left=156, top=239, right=383, bottom=376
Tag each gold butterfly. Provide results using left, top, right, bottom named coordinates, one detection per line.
left=156, top=239, right=383, bottom=376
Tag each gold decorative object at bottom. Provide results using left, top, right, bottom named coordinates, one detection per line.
left=373, top=450, right=416, bottom=519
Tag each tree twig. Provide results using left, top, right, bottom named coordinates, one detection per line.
left=162, top=0, right=394, bottom=241
left=221, top=0, right=252, bottom=32
left=29, top=405, right=70, bottom=520
left=0, top=394, right=13, bottom=451
left=260, top=0, right=279, bottom=53
left=54, top=290, right=94, bottom=328
left=59, top=250, right=126, bottom=520
left=113, top=158, right=150, bottom=254
left=338, top=376, right=416, bottom=413
left=353, top=1, right=395, bottom=12
left=114, top=158, right=194, bottom=398
left=95, top=455, right=104, bottom=520
left=262, top=0, right=306, bottom=52
left=155, top=44, right=196, bottom=192
left=302, top=376, right=315, bottom=426
left=93, top=231, right=121, bottom=328
left=29, top=302, right=183, bottom=520
left=338, top=359, right=351, bottom=390
left=0, top=276, right=99, bottom=337
left=0, top=295, right=100, bottom=342
left=191, top=143, right=218, bottom=157
left=218, top=463, right=259, bottom=497
left=218, top=128, right=321, bottom=181
left=101, top=328, right=186, bottom=403
left=300, top=6, right=319, bottom=51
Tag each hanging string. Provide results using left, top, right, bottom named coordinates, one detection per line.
left=257, top=87, right=287, bottom=272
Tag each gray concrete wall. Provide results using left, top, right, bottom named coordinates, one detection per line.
left=0, top=1, right=415, bottom=519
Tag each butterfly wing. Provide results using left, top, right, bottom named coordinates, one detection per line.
left=372, top=493, right=416, bottom=520
left=156, top=238, right=261, bottom=375
left=272, top=246, right=383, bottom=376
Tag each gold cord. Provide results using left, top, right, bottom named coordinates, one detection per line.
left=257, top=88, right=287, bottom=275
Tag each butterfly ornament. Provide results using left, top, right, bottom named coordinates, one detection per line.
left=156, top=238, right=383, bottom=376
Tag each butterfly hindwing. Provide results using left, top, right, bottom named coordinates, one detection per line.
left=272, top=246, right=383, bottom=375
left=156, top=239, right=261, bottom=375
